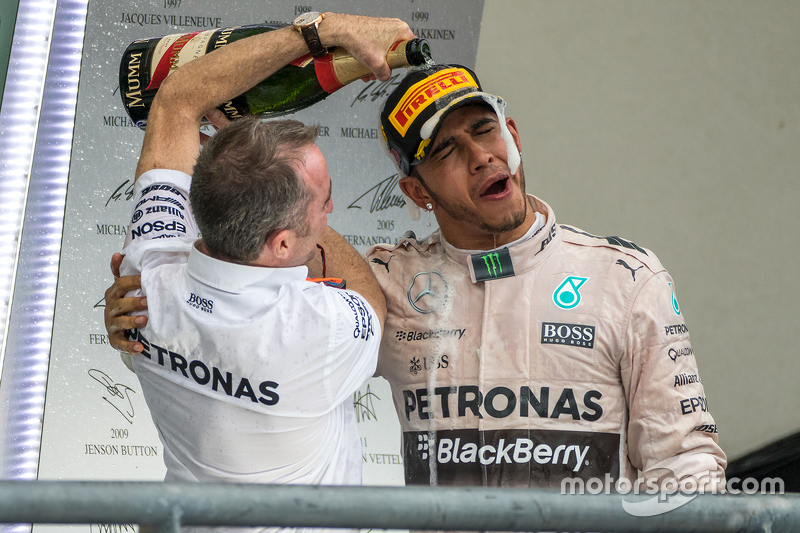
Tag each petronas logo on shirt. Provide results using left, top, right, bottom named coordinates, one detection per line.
left=553, top=276, right=588, bottom=309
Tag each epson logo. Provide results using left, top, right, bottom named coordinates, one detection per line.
left=186, top=293, right=213, bottom=313
left=437, top=437, right=589, bottom=473
left=130, top=220, right=187, bottom=240
left=541, top=322, right=595, bottom=349
left=680, top=395, right=709, bottom=415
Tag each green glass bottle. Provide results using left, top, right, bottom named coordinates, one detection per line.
left=119, top=24, right=432, bottom=130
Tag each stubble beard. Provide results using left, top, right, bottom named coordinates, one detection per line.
left=423, top=166, right=528, bottom=235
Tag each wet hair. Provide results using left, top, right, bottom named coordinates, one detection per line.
left=190, top=116, right=320, bottom=263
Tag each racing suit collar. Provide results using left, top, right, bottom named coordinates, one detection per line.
left=439, top=195, right=562, bottom=283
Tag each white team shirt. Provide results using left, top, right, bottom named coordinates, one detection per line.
left=119, top=169, right=380, bottom=527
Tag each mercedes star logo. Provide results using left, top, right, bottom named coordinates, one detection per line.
left=407, top=270, right=448, bottom=314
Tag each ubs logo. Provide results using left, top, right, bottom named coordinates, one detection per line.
left=407, top=271, right=448, bottom=314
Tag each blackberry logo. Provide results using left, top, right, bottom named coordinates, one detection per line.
left=395, top=328, right=465, bottom=342
left=417, top=434, right=429, bottom=460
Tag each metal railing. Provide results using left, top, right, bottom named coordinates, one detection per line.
left=0, top=481, right=799, bottom=532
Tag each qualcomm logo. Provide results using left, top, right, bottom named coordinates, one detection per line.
left=668, top=282, right=681, bottom=315
left=553, top=276, right=588, bottom=309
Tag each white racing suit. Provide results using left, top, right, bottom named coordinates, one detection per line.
left=367, top=196, right=726, bottom=488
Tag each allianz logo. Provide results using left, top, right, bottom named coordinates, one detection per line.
left=436, top=437, right=589, bottom=473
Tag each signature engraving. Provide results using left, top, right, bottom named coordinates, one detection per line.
left=88, top=369, right=136, bottom=424
left=348, top=175, right=406, bottom=213
left=105, top=179, right=135, bottom=207
left=353, top=384, right=380, bottom=423
left=350, top=73, right=401, bottom=107
left=94, top=296, right=105, bottom=309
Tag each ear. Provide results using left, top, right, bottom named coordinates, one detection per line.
left=399, top=175, right=434, bottom=210
left=264, top=229, right=294, bottom=262
left=506, top=117, right=522, bottom=154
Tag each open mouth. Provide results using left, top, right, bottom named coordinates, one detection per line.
left=480, top=177, right=509, bottom=198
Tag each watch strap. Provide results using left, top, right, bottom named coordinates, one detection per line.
left=293, top=12, right=327, bottom=59
left=300, top=23, right=326, bottom=58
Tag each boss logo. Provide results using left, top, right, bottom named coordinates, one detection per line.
left=541, top=322, right=595, bottom=349
left=186, top=293, right=214, bottom=313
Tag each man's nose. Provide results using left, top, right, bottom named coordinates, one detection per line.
left=467, top=139, right=494, bottom=172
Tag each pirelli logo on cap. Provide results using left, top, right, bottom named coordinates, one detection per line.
left=390, top=68, right=478, bottom=137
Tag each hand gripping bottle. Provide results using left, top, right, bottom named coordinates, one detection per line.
left=119, top=24, right=432, bottom=129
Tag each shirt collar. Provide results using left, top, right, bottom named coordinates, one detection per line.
left=186, top=241, right=308, bottom=294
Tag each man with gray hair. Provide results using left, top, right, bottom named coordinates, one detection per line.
left=110, top=12, right=412, bottom=508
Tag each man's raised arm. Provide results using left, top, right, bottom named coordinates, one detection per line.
left=135, top=13, right=414, bottom=180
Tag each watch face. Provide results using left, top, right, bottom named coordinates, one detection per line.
left=294, top=11, right=321, bottom=26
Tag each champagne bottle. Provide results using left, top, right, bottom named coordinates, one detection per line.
left=119, top=24, right=432, bottom=129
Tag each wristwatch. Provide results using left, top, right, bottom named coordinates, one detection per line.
left=293, top=11, right=327, bottom=58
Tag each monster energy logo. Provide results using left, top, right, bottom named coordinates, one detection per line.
left=483, top=253, right=502, bottom=277
left=471, top=248, right=515, bottom=282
